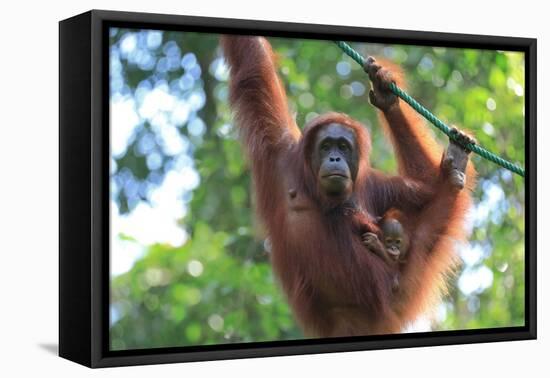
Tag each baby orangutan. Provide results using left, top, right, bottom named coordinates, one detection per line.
left=362, top=209, right=408, bottom=291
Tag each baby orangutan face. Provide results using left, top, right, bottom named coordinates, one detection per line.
left=380, top=218, right=409, bottom=261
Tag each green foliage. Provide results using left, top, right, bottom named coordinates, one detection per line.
left=109, top=29, right=526, bottom=349
left=111, top=222, right=300, bottom=350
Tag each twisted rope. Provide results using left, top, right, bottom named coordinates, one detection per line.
left=335, top=41, right=525, bottom=178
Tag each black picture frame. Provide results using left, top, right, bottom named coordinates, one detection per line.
left=59, top=9, right=537, bottom=368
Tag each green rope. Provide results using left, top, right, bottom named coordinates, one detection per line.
left=334, top=41, right=525, bottom=178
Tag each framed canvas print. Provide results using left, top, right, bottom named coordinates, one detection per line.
left=59, top=9, right=536, bottom=368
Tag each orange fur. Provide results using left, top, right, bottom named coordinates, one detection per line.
left=221, top=35, right=475, bottom=337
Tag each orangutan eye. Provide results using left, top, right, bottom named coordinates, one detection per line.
left=339, top=143, right=348, bottom=151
